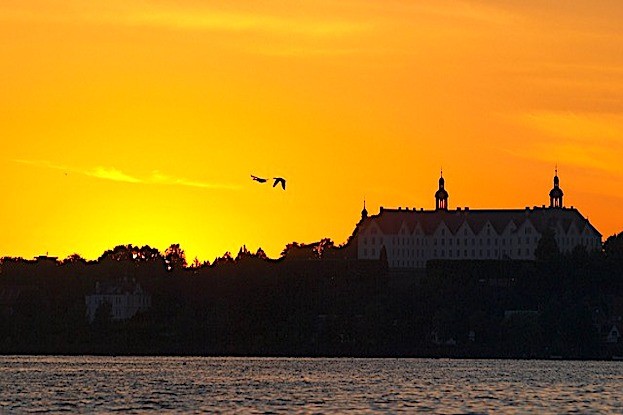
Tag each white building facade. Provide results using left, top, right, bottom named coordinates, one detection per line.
left=356, top=172, right=602, bottom=269
left=85, top=280, right=152, bottom=323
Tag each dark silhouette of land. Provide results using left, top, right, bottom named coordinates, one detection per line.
left=1, top=232, right=623, bottom=358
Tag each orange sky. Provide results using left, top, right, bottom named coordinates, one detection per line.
left=1, top=0, right=622, bottom=262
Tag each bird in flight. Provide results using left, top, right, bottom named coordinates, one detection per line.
left=251, top=175, right=268, bottom=183
left=273, top=177, right=286, bottom=190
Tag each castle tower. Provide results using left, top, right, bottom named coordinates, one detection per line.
left=435, top=170, right=449, bottom=210
left=549, top=167, right=564, bottom=208
left=361, top=199, right=368, bottom=220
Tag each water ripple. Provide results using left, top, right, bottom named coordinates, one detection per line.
left=1, top=356, right=623, bottom=413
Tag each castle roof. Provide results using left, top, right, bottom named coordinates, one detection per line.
left=358, top=206, right=601, bottom=237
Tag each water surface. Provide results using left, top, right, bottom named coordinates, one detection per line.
left=1, top=356, right=622, bottom=413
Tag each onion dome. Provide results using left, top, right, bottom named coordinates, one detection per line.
left=549, top=168, right=564, bottom=208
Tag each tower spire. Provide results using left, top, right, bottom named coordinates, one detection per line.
left=361, top=198, right=368, bottom=220
left=549, top=167, right=563, bottom=208
left=435, top=170, right=448, bottom=210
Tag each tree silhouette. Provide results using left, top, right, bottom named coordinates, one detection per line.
left=61, top=253, right=87, bottom=265
left=93, top=300, right=113, bottom=325
left=281, top=242, right=302, bottom=258
left=312, top=238, right=334, bottom=259
left=164, top=244, right=187, bottom=271
left=535, top=228, right=560, bottom=261
left=190, top=257, right=202, bottom=268
left=134, top=245, right=162, bottom=262
left=212, top=251, right=234, bottom=266
left=379, top=245, right=389, bottom=270
left=236, top=245, right=252, bottom=261
left=604, top=232, right=623, bottom=261
left=99, top=245, right=135, bottom=262
left=255, top=247, right=268, bottom=259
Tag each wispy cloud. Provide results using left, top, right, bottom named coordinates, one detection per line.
left=509, top=112, right=623, bottom=173
left=150, top=170, right=237, bottom=190
left=87, top=166, right=141, bottom=183
left=0, top=2, right=371, bottom=38
left=407, top=1, right=514, bottom=25
left=14, top=159, right=237, bottom=190
left=520, top=111, right=623, bottom=143
left=122, top=10, right=371, bottom=37
left=14, top=159, right=74, bottom=173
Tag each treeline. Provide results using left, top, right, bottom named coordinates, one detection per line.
left=0, top=232, right=622, bottom=358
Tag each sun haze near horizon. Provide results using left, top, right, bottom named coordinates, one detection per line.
left=1, top=1, right=623, bottom=262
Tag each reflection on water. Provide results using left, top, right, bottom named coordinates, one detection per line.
left=1, top=356, right=622, bottom=413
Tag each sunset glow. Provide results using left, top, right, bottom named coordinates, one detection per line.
left=2, top=0, right=623, bottom=262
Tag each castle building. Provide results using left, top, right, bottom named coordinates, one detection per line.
left=356, top=171, right=602, bottom=269
left=85, top=279, right=151, bottom=323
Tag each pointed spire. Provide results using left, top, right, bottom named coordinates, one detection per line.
left=361, top=197, right=368, bottom=220
left=549, top=166, right=563, bottom=208
left=435, top=170, right=449, bottom=210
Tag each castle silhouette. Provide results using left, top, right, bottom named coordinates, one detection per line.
left=355, top=170, right=601, bottom=269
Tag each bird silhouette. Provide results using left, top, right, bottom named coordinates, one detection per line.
left=251, top=175, right=267, bottom=183
left=273, top=177, right=286, bottom=190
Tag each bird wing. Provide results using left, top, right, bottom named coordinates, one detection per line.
left=273, top=177, right=286, bottom=189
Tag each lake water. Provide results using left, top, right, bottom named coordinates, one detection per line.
left=1, top=356, right=622, bottom=413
